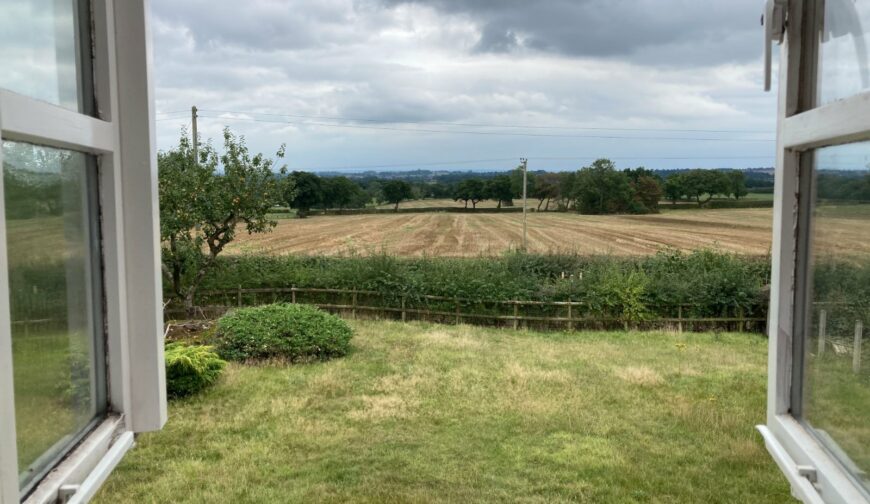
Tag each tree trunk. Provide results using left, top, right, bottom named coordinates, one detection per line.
left=544, top=198, right=551, bottom=211
left=497, top=200, right=502, bottom=209
left=394, top=201, right=399, bottom=212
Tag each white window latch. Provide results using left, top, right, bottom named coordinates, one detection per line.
left=797, top=465, right=818, bottom=484
left=762, top=0, right=788, bottom=91
left=58, top=484, right=80, bottom=503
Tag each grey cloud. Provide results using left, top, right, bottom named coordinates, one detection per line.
left=473, top=25, right=520, bottom=53
left=380, top=0, right=763, bottom=65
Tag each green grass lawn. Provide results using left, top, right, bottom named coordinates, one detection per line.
left=95, top=321, right=791, bottom=503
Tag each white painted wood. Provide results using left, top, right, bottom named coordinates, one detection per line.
left=64, top=432, right=134, bottom=504
left=763, top=2, right=870, bottom=502
left=112, top=0, right=167, bottom=432
left=757, top=425, right=825, bottom=504
left=782, top=90, right=870, bottom=150
left=92, top=0, right=133, bottom=426
left=23, top=417, right=125, bottom=504
left=0, top=99, right=22, bottom=504
left=767, top=415, right=870, bottom=504
left=767, top=2, right=802, bottom=420
left=0, top=91, right=114, bottom=153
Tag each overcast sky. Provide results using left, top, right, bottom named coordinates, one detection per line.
left=150, top=0, right=778, bottom=172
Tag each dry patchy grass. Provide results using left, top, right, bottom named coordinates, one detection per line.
left=95, top=321, right=791, bottom=503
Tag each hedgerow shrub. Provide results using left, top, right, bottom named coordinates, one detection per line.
left=215, top=303, right=353, bottom=362
left=165, top=343, right=226, bottom=398
left=187, top=249, right=772, bottom=320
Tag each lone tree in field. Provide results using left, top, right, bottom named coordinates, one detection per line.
left=485, top=175, right=513, bottom=208
left=382, top=180, right=414, bottom=211
left=679, top=169, right=731, bottom=206
left=454, top=178, right=487, bottom=208
left=286, top=171, right=322, bottom=218
left=727, top=171, right=748, bottom=200
left=160, top=128, right=286, bottom=311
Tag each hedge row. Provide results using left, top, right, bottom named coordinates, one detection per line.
left=194, top=250, right=773, bottom=319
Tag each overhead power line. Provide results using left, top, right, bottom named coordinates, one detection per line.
left=181, top=113, right=775, bottom=143
left=295, top=155, right=774, bottom=172
left=195, top=108, right=773, bottom=134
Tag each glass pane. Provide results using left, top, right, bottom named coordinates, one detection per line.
left=818, top=0, right=870, bottom=104
left=802, top=141, right=870, bottom=493
left=2, top=141, right=104, bottom=491
left=0, top=0, right=88, bottom=111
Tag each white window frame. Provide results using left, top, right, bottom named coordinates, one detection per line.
left=0, top=1, right=166, bottom=503
left=760, top=1, right=870, bottom=503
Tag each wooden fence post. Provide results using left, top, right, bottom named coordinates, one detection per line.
left=678, top=305, right=683, bottom=334
left=513, top=301, right=519, bottom=330
left=817, top=309, right=827, bottom=355
left=352, top=291, right=357, bottom=319
left=291, top=286, right=296, bottom=304
left=567, top=299, right=573, bottom=332
left=401, top=296, right=407, bottom=322
left=455, top=297, right=460, bottom=325
left=854, top=320, right=863, bottom=374
left=237, top=285, right=242, bottom=307
left=737, top=307, right=745, bottom=333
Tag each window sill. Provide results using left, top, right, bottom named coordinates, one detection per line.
left=23, top=415, right=133, bottom=504
left=759, top=415, right=869, bottom=504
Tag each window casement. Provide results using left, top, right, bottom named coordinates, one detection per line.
left=0, top=1, right=166, bottom=503
left=760, top=1, right=870, bottom=503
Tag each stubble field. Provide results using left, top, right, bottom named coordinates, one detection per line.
left=227, top=208, right=782, bottom=257
left=221, top=205, right=870, bottom=258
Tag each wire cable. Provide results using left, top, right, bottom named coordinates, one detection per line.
left=190, top=113, right=775, bottom=143
left=197, top=108, right=773, bottom=134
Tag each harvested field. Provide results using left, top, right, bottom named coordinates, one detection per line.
left=225, top=205, right=870, bottom=257
left=227, top=208, right=782, bottom=257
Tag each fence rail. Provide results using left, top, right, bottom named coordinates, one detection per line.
left=164, top=286, right=768, bottom=333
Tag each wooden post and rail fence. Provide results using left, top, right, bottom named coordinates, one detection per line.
left=164, top=285, right=769, bottom=334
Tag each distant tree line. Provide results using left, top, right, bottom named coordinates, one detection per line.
left=280, top=159, right=772, bottom=215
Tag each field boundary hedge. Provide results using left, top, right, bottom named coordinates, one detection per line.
left=169, top=286, right=768, bottom=333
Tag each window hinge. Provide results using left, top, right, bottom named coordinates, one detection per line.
left=57, top=484, right=80, bottom=504
left=762, top=0, right=788, bottom=91
left=797, top=465, right=818, bottom=484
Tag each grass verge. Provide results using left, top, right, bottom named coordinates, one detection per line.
left=95, top=321, right=791, bottom=503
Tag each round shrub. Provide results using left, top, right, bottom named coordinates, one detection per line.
left=165, top=343, right=226, bottom=398
left=215, top=303, right=353, bottom=362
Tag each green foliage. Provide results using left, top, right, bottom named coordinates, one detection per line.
left=164, top=343, right=226, bottom=398
left=320, top=176, right=367, bottom=210
left=532, top=172, right=560, bottom=210
left=666, top=169, right=732, bottom=206
left=381, top=180, right=414, bottom=210
left=574, top=159, right=635, bottom=214
left=286, top=171, right=323, bottom=217
left=160, top=128, right=285, bottom=307
left=589, top=264, right=651, bottom=322
left=453, top=178, right=487, bottom=208
left=216, top=303, right=353, bottom=362
left=510, top=165, right=535, bottom=198
left=727, top=171, right=749, bottom=200
left=195, top=250, right=771, bottom=321
left=485, top=175, right=514, bottom=208
left=54, top=337, right=92, bottom=406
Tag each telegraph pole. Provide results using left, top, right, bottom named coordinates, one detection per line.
left=191, top=105, right=199, bottom=165
left=521, top=157, right=528, bottom=251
